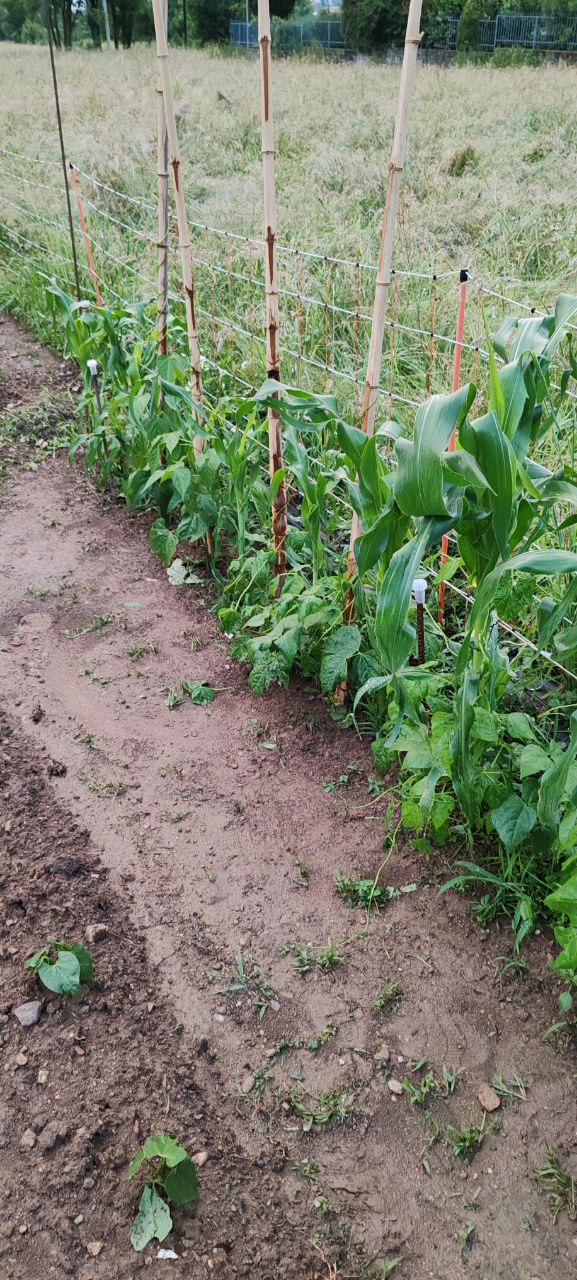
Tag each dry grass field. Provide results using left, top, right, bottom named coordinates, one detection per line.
left=1, top=44, right=577, bottom=278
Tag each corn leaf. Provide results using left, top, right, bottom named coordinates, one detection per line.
left=538, top=712, right=577, bottom=833
left=457, top=550, right=577, bottom=675
left=376, top=517, right=449, bottom=674
left=394, top=385, right=476, bottom=518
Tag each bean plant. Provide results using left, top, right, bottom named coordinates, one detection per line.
left=124, top=1133, right=198, bottom=1251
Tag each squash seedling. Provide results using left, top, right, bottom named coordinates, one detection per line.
left=124, top=1133, right=199, bottom=1252
left=25, top=941, right=94, bottom=995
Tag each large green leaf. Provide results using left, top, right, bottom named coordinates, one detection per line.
left=337, top=420, right=371, bottom=475
left=394, top=384, right=476, bottom=517
left=538, top=712, right=577, bottom=833
left=125, top=1133, right=188, bottom=1180
left=376, top=518, right=450, bottom=674
left=498, top=359, right=529, bottom=441
left=451, top=668, right=480, bottom=824
left=474, top=412, right=515, bottom=560
left=545, top=874, right=577, bottom=929
left=130, top=1186, right=172, bottom=1252
left=542, top=294, right=577, bottom=358
left=150, top=519, right=179, bottom=567
left=320, top=625, right=361, bottom=691
left=354, top=505, right=408, bottom=578
left=164, top=1157, right=199, bottom=1206
left=457, top=550, right=577, bottom=675
left=491, top=794, right=537, bottom=851
left=37, top=950, right=81, bottom=996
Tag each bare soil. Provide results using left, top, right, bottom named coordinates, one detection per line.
left=0, top=316, right=576, bottom=1280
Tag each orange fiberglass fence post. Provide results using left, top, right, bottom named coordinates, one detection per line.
left=438, top=267, right=468, bottom=625
left=69, top=164, right=102, bottom=307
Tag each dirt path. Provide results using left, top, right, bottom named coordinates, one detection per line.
left=0, top=317, right=575, bottom=1279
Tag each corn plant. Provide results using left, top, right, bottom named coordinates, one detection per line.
left=357, top=296, right=577, bottom=940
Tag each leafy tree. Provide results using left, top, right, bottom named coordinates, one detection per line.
left=0, top=0, right=46, bottom=41
left=343, top=0, right=410, bottom=50
left=422, top=0, right=465, bottom=46
left=456, top=0, right=496, bottom=49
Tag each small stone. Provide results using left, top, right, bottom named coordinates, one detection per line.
left=83, top=1177, right=95, bottom=1189
left=14, top=1052, right=28, bottom=1068
left=240, top=1073, right=255, bottom=1095
left=14, top=1001, right=43, bottom=1028
left=85, top=924, right=109, bottom=945
left=269, top=1000, right=280, bottom=1013
left=374, top=1043, right=390, bottom=1063
left=74, top=1214, right=84, bottom=1225
left=87, top=1242, right=103, bottom=1257
left=47, top=759, right=67, bottom=778
left=37, top=1069, right=49, bottom=1086
left=37, top=1119, right=69, bottom=1154
left=478, top=1083, right=501, bottom=1113
left=387, top=1078, right=404, bottom=1096
left=20, top=1129, right=36, bottom=1150
left=19, top=1224, right=28, bottom=1235
left=192, top=1150, right=208, bottom=1168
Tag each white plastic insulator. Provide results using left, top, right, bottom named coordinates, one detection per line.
left=412, top=577, right=427, bottom=605
left=87, top=359, right=98, bottom=377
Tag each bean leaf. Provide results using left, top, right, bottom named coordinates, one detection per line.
left=130, top=1186, right=172, bottom=1251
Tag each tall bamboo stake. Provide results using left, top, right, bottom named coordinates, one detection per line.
left=45, top=0, right=81, bottom=301
left=151, top=0, right=203, bottom=451
left=258, top=0, right=287, bottom=580
left=156, top=0, right=169, bottom=359
left=346, top=0, right=424, bottom=595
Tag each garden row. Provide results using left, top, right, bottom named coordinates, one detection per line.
left=52, top=278, right=577, bottom=1022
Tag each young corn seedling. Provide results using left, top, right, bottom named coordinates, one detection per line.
left=219, top=950, right=278, bottom=1019
left=124, top=1133, right=198, bottom=1251
left=492, top=1073, right=526, bottom=1102
left=535, top=1148, right=577, bottom=1221
left=316, top=939, right=345, bottom=972
left=446, top=1114, right=501, bottom=1163
left=308, top=1025, right=337, bottom=1052
left=373, top=982, right=405, bottom=1014
left=290, top=1086, right=353, bottom=1131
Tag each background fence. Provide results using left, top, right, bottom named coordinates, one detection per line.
left=230, top=19, right=345, bottom=51
left=446, top=11, right=577, bottom=51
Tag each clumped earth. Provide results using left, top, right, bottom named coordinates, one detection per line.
left=1, top=317, right=577, bottom=1278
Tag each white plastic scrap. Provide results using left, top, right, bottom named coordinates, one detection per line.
left=157, top=1249, right=179, bottom=1260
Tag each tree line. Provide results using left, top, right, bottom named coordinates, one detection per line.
left=2, top=0, right=577, bottom=50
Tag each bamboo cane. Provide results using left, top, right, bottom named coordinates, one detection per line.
left=151, top=0, right=203, bottom=452
left=45, top=1, right=81, bottom=301
left=156, top=0, right=169, bottom=360
left=258, top=0, right=287, bottom=582
left=346, top=0, right=424, bottom=599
